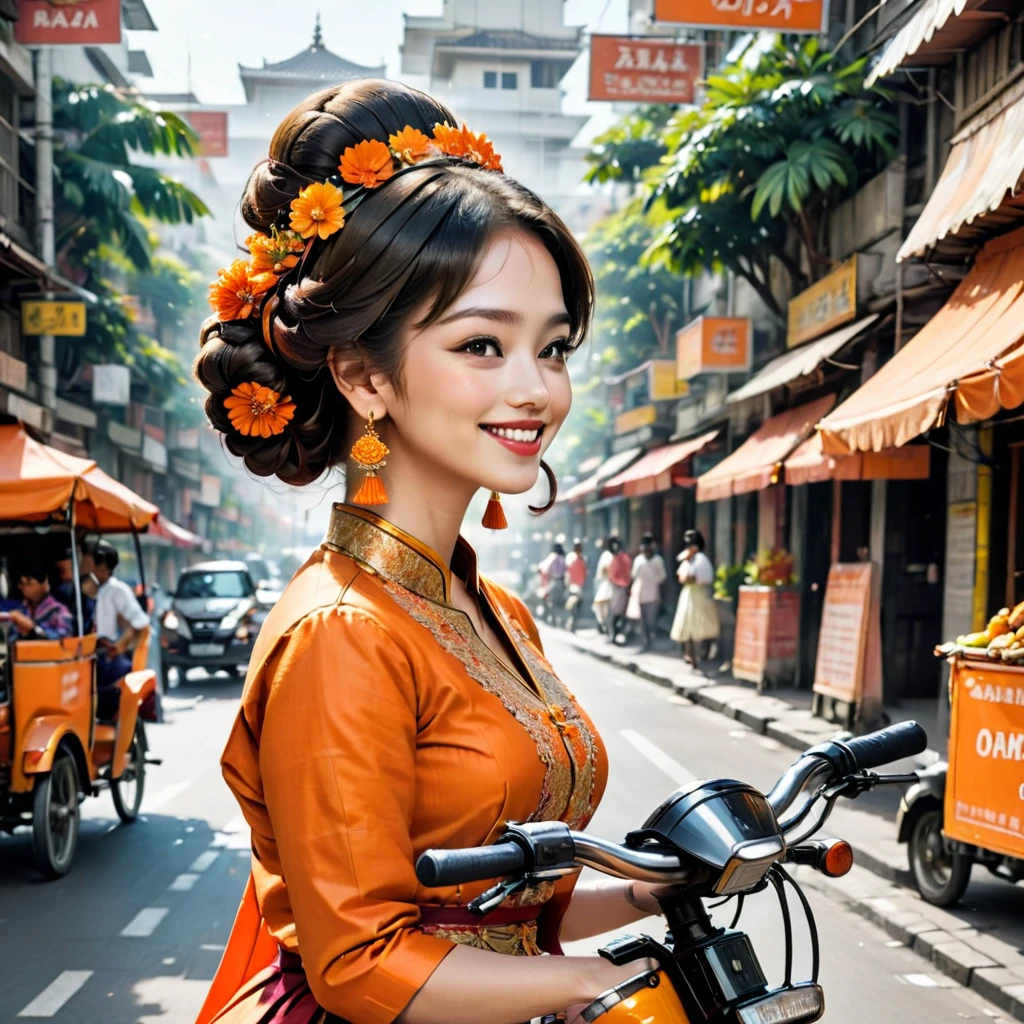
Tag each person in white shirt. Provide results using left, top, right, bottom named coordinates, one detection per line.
left=93, top=542, right=150, bottom=718
left=626, top=533, right=667, bottom=652
left=670, top=528, right=720, bottom=667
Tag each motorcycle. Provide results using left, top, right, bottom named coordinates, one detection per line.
left=417, top=721, right=927, bottom=1023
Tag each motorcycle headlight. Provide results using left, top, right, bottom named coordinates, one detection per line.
left=738, top=985, right=824, bottom=1024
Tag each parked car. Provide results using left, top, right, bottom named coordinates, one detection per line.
left=159, top=561, right=262, bottom=687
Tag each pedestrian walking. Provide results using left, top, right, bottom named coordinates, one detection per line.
left=538, top=541, right=568, bottom=627
left=670, top=528, right=719, bottom=667
left=591, top=536, right=616, bottom=635
left=564, top=538, right=588, bottom=632
left=626, top=533, right=667, bottom=652
left=606, top=537, right=633, bottom=641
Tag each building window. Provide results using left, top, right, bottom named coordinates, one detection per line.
left=483, top=70, right=497, bottom=89
left=531, top=61, right=559, bottom=88
left=501, top=72, right=518, bottom=90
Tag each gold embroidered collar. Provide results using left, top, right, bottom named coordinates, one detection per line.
left=322, top=503, right=480, bottom=605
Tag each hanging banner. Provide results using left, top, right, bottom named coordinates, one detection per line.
left=185, top=111, right=230, bottom=158
left=654, top=0, right=827, bottom=34
left=675, top=316, right=751, bottom=381
left=15, top=0, right=123, bottom=45
left=589, top=35, right=702, bottom=104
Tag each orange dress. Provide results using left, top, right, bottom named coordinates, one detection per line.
left=197, top=504, right=608, bottom=1024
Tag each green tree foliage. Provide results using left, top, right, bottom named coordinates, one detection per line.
left=51, top=81, right=211, bottom=402
left=586, top=37, right=897, bottom=319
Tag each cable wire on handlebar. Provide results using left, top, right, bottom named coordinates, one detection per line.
left=775, top=864, right=820, bottom=983
left=769, top=869, right=794, bottom=988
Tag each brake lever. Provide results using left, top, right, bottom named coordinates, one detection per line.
left=468, top=876, right=528, bottom=915
left=824, top=770, right=919, bottom=801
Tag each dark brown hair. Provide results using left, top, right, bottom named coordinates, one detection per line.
left=195, top=79, right=594, bottom=486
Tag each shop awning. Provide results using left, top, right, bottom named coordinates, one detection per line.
left=783, top=435, right=931, bottom=486
left=820, top=227, right=1024, bottom=454
left=899, top=76, right=1024, bottom=261
left=726, top=315, right=879, bottom=405
left=150, top=515, right=207, bottom=550
left=866, top=0, right=1008, bottom=87
left=558, top=446, right=643, bottom=504
left=696, top=396, right=835, bottom=503
left=601, top=431, right=720, bottom=497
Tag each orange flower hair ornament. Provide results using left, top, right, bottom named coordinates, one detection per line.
left=224, top=382, right=296, bottom=438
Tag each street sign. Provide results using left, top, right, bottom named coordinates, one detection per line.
left=15, top=0, right=122, bottom=45
left=675, top=316, right=751, bottom=381
left=22, top=299, right=87, bottom=336
left=787, top=256, right=857, bottom=348
left=654, top=0, right=827, bottom=34
left=589, top=35, right=702, bottom=104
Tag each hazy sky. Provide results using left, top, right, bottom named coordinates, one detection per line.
left=130, top=0, right=631, bottom=108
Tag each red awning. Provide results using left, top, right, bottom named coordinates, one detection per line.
left=601, top=431, right=720, bottom=497
left=783, top=435, right=931, bottom=486
left=150, top=516, right=207, bottom=550
left=696, top=395, right=835, bottom=503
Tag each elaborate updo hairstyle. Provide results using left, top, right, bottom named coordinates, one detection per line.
left=195, top=79, right=593, bottom=486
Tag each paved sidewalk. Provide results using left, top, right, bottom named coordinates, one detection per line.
left=564, top=625, right=1024, bottom=1019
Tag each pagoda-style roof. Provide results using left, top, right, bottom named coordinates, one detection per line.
left=438, top=29, right=581, bottom=53
left=239, top=17, right=385, bottom=101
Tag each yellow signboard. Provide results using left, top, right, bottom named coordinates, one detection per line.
left=615, top=404, right=657, bottom=436
left=22, top=300, right=87, bottom=337
left=787, top=257, right=857, bottom=349
left=651, top=359, right=688, bottom=400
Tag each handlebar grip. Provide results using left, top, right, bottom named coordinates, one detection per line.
left=415, top=842, right=526, bottom=888
left=844, top=721, right=928, bottom=772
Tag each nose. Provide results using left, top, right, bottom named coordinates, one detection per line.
left=504, top=354, right=550, bottom=413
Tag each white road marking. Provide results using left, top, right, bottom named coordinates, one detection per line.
left=120, top=907, right=169, bottom=937
left=169, top=873, right=199, bottom=891
left=190, top=850, right=219, bottom=873
left=212, top=814, right=250, bottom=849
left=18, top=971, right=94, bottom=1017
left=200, top=943, right=226, bottom=952
left=619, top=729, right=696, bottom=785
left=145, top=780, right=193, bottom=812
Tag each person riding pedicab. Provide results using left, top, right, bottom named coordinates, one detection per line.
left=4, top=564, right=75, bottom=641
left=92, top=542, right=150, bottom=720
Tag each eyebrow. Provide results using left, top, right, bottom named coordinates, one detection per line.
left=436, top=306, right=571, bottom=330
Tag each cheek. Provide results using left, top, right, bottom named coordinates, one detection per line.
left=546, top=368, right=572, bottom=427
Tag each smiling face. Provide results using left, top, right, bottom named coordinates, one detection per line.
left=358, top=228, right=574, bottom=501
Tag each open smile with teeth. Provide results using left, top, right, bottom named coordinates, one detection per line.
left=483, top=426, right=543, bottom=443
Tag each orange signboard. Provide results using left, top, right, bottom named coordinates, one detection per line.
left=654, top=0, right=826, bottom=33
left=733, top=586, right=800, bottom=687
left=676, top=316, right=751, bottom=381
left=946, top=659, right=1024, bottom=860
left=589, top=36, right=702, bottom=104
left=16, top=0, right=122, bottom=45
left=813, top=563, right=883, bottom=721
left=185, top=111, right=229, bottom=158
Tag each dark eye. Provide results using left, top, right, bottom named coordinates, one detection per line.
left=460, top=337, right=502, bottom=358
left=540, top=339, right=573, bottom=362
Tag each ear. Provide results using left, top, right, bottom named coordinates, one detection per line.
left=327, top=346, right=389, bottom=422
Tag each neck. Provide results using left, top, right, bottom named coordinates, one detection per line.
left=345, top=456, right=478, bottom=567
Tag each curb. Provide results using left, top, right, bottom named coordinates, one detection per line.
left=567, top=634, right=1024, bottom=1015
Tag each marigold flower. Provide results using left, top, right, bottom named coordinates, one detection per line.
left=431, top=122, right=503, bottom=172
left=339, top=139, right=395, bottom=188
left=247, top=229, right=305, bottom=273
left=208, top=259, right=277, bottom=321
left=389, top=126, right=433, bottom=165
left=289, top=181, right=346, bottom=240
left=431, top=122, right=466, bottom=158
left=224, top=381, right=296, bottom=438
left=349, top=433, right=390, bottom=467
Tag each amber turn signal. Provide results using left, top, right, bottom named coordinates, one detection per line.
left=823, top=840, right=854, bottom=877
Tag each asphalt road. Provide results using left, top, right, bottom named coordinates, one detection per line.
left=0, top=626, right=1014, bottom=1023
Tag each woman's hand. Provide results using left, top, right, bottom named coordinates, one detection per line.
left=626, top=881, right=674, bottom=917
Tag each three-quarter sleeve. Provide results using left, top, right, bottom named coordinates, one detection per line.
left=254, top=607, right=455, bottom=1024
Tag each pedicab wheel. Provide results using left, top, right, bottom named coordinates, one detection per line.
left=111, top=722, right=146, bottom=824
left=31, top=746, right=80, bottom=880
left=909, top=807, right=972, bottom=907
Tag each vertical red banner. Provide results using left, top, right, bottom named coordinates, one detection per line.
left=15, top=0, right=123, bottom=46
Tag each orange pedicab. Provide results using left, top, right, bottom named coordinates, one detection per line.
left=0, top=422, right=161, bottom=878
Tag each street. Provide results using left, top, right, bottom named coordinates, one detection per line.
left=0, top=627, right=1012, bottom=1023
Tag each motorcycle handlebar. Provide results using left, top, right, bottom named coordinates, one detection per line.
left=416, top=841, right=525, bottom=887
left=843, top=721, right=928, bottom=772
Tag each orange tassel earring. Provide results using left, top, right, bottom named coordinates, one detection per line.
left=349, top=410, right=390, bottom=505
left=482, top=491, right=508, bottom=530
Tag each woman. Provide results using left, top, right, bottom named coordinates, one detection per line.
left=626, top=533, right=666, bottom=653
left=670, top=529, right=719, bottom=667
left=193, top=80, right=664, bottom=1024
left=590, top=536, right=618, bottom=636
left=538, top=541, right=567, bottom=627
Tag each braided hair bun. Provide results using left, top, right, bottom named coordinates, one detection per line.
left=194, top=79, right=593, bottom=486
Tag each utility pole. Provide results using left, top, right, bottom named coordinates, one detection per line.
left=34, top=46, right=57, bottom=420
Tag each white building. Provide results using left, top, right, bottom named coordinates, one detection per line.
left=400, top=0, right=599, bottom=233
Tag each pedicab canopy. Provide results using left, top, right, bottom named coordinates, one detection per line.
left=0, top=422, right=159, bottom=531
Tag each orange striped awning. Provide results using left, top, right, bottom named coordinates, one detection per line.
left=696, top=395, right=835, bottom=503
left=820, top=226, right=1024, bottom=455
left=601, top=430, right=719, bottom=497
left=783, top=435, right=931, bottom=486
